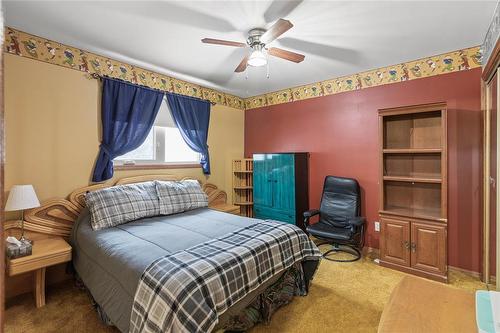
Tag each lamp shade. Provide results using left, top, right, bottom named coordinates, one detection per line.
left=5, top=185, right=40, bottom=211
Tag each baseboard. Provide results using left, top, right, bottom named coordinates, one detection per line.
left=363, top=249, right=487, bottom=284
left=362, top=246, right=380, bottom=256
left=380, top=260, right=448, bottom=283
left=448, top=265, right=481, bottom=279
left=447, top=265, right=496, bottom=285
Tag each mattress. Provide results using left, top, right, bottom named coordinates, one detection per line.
left=70, top=207, right=311, bottom=332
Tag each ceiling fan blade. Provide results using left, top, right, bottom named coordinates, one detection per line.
left=268, top=47, right=305, bottom=63
left=202, top=38, right=247, bottom=47
left=103, top=2, right=238, bottom=33
left=277, top=37, right=361, bottom=64
left=260, top=18, right=293, bottom=44
left=264, top=1, right=303, bottom=23
left=235, top=55, right=249, bottom=72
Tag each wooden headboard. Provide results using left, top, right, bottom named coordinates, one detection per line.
left=4, top=174, right=228, bottom=239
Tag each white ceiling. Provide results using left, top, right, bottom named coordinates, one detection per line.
left=4, top=0, right=497, bottom=97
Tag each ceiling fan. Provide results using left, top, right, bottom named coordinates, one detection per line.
left=201, top=18, right=305, bottom=73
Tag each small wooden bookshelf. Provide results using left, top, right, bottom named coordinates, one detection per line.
left=232, top=159, right=254, bottom=217
left=378, top=103, right=448, bottom=282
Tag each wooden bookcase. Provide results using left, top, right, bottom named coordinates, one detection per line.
left=232, top=159, right=254, bottom=217
left=378, top=103, right=448, bottom=282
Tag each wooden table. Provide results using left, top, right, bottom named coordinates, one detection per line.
left=7, top=237, right=72, bottom=308
left=210, top=203, right=240, bottom=215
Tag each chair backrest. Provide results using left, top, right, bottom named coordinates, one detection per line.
left=319, top=176, right=361, bottom=227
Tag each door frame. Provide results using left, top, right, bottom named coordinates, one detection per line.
left=483, top=67, right=500, bottom=289
left=0, top=21, right=5, bottom=331
left=482, top=19, right=500, bottom=288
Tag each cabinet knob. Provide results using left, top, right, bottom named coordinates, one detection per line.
left=402, top=241, right=410, bottom=250
left=410, top=243, right=416, bottom=252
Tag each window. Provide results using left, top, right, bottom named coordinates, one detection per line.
left=114, top=98, right=201, bottom=166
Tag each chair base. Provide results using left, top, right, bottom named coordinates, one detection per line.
left=320, top=243, right=361, bottom=262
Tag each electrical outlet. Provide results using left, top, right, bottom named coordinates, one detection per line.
left=374, top=221, right=380, bottom=232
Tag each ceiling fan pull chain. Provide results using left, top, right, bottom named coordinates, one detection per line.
left=245, top=68, right=249, bottom=96
left=266, top=55, right=270, bottom=79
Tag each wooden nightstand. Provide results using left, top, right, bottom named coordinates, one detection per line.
left=210, top=203, right=241, bottom=215
left=7, top=237, right=72, bottom=307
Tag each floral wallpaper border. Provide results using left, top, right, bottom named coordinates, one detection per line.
left=3, top=27, right=481, bottom=111
left=244, top=46, right=481, bottom=110
left=3, top=27, right=245, bottom=110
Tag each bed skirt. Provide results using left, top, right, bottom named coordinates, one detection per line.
left=77, top=259, right=319, bottom=332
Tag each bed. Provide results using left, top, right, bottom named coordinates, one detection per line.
left=8, top=174, right=321, bottom=332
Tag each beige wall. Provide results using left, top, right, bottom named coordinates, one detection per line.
left=4, top=54, right=244, bottom=219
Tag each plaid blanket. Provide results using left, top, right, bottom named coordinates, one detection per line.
left=129, top=220, right=321, bottom=333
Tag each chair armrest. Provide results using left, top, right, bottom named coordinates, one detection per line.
left=348, top=216, right=366, bottom=227
left=303, top=209, right=320, bottom=218
left=303, top=209, right=320, bottom=228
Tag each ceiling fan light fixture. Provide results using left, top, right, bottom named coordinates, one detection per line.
left=248, top=49, right=267, bottom=67
left=203, top=18, right=304, bottom=73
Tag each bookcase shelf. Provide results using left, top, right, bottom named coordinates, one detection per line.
left=380, top=207, right=445, bottom=222
left=383, top=110, right=442, bottom=149
left=232, top=159, right=254, bottom=217
left=383, top=180, right=442, bottom=217
left=383, top=148, right=442, bottom=154
left=383, top=176, right=442, bottom=184
left=383, top=153, right=441, bottom=180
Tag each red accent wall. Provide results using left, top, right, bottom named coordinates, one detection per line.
left=245, top=68, right=483, bottom=273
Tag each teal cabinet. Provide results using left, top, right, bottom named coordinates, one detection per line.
left=253, top=153, right=309, bottom=230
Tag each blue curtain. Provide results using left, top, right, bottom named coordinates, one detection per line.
left=166, top=93, right=211, bottom=174
left=92, top=78, right=164, bottom=182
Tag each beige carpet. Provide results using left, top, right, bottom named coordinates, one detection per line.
left=5, top=249, right=486, bottom=333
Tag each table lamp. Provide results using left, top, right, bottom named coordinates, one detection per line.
left=5, top=184, right=40, bottom=243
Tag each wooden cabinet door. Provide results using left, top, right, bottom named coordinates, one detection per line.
left=253, top=154, right=274, bottom=208
left=411, top=222, right=447, bottom=274
left=380, top=218, right=410, bottom=266
left=270, top=154, right=296, bottom=213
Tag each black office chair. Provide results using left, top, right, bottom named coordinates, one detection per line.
left=303, top=176, right=366, bottom=262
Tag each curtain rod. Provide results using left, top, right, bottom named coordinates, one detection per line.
left=88, top=73, right=216, bottom=106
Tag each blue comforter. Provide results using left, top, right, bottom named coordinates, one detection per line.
left=70, top=207, right=260, bottom=332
